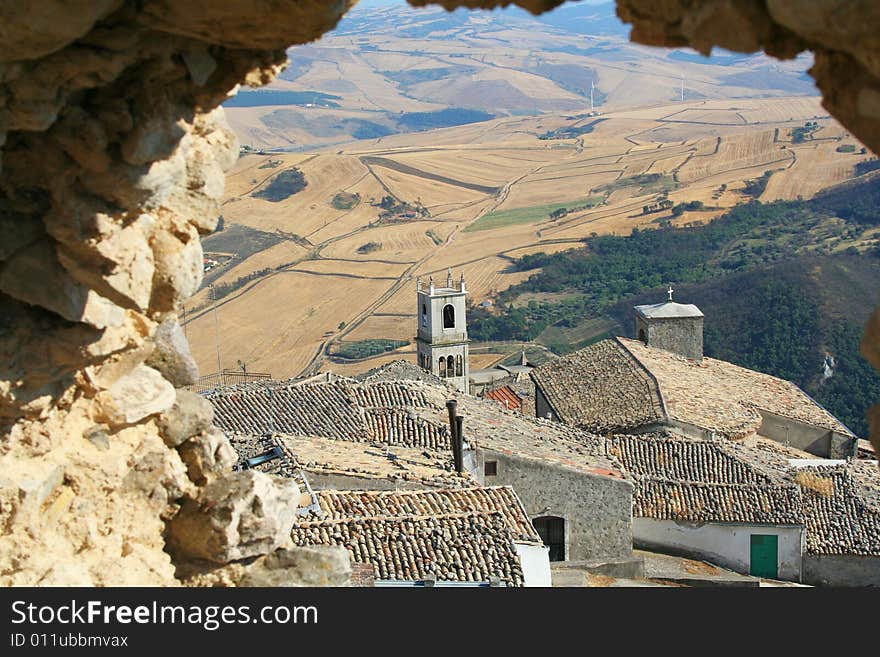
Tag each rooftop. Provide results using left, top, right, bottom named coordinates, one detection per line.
left=612, top=431, right=880, bottom=555
left=211, top=376, right=625, bottom=483
left=289, top=486, right=537, bottom=585
left=310, top=486, right=542, bottom=544
left=530, top=337, right=853, bottom=439
left=291, top=511, right=524, bottom=585
left=634, top=300, right=704, bottom=319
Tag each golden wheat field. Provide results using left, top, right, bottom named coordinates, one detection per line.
left=185, top=96, right=872, bottom=379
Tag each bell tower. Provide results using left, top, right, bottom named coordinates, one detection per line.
left=416, top=269, right=470, bottom=393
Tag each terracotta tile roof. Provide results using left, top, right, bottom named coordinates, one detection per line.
left=276, top=434, right=472, bottom=489
left=529, top=338, right=665, bottom=432
left=210, top=376, right=624, bottom=483
left=613, top=432, right=880, bottom=554
left=611, top=434, right=803, bottom=525
left=355, top=360, right=445, bottom=386
left=312, top=486, right=541, bottom=543
left=364, top=408, right=451, bottom=450
left=485, top=386, right=522, bottom=411
left=530, top=337, right=853, bottom=438
left=206, top=381, right=367, bottom=439
left=619, top=338, right=853, bottom=438
left=291, top=512, right=524, bottom=585
left=797, top=463, right=880, bottom=555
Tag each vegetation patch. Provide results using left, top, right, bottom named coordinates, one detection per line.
left=373, top=195, right=429, bottom=222
left=792, top=121, right=820, bottom=143
left=332, top=191, right=361, bottom=210
left=224, top=89, right=342, bottom=108
left=396, top=108, right=494, bottom=132
left=539, top=118, right=605, bottom=140
left=466, top=176, right=880, bottom=435
left=742, top=170, right=778, bottom=198
left=334, top=339, right=410, bottom=360
left=836, top=144, right=856, bottom=153
left=426, top=229, right=444, bottom=246
left=356, top=242, right=382, bottom=254
left=465, top=197, right=603, bottom=233
left=253, top=168, right=308, bottom=202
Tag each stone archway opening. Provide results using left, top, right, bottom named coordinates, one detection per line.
left=1, top=0, right=880, bottom=586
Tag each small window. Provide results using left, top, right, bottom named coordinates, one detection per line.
left=443, top=304, right=455, bottom=328
left=421, top=304, right=427, bottom=327
left=455, top=354, right=463, bottom=376
left=446, top=355, right=455, bottom=376
left=438, top=357, right=447, bottom=377
left=484, top=461, right=498, bottom=477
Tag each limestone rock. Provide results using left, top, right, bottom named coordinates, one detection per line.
left=167, top=470, right=299, bottom=564
left=146, top=317, right=199, bottom=387
left=0, top=240, right=125, bottom=329
left=237, top=546, right=352, bottom=587
left=95, top=364, right=175, bottom=426
left=0, top=0, right=122, bottom=62
left=177, top=429, right=236, bottom=485
left=158, top=389, right=214, bottom=447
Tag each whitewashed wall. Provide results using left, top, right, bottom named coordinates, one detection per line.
left=515, top=542, right=552, bottom=587
left=634, top=518, right=804, bottom=581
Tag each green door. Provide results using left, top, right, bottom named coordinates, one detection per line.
left=750, top=534, right=779, bottom=579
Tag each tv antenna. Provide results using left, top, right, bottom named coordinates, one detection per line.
left=590, top=79, right=595, bottom=112
left=680, top=73, right=685, bottom=103
left=210, top=284, right=222, bottom=376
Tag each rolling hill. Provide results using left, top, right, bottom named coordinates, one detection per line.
left=223, top=0, right=818, bottom=151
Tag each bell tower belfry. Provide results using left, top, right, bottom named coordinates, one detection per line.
left=416, top=269, right=470, bottom=393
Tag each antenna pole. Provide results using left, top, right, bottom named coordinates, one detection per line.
left=211, top=284, right=222, bottom=378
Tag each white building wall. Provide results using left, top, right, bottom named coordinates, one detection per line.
left=634, top=518, right=804, bottom=581
left=515, top=542, right=552, bottom=587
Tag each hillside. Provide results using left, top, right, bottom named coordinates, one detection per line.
left=471, top=176, right=880, bottom=436
left=224, top=0, right=817, bottom=150
left=184, top=95, right=873, bottom=383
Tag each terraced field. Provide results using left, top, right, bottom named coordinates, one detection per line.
left=185, top=96, right=872, bottom=379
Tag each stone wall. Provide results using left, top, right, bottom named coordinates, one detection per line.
left=2, top=0, right=880, bottom=585
left=637, top=316, right=704, bottom=361
left=0, top=0, right=356, bottom=586
left=477, top=448, right=634, bottom=563
left=802, top=553, right=880, bottom=587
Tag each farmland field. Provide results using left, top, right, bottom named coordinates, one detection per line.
left=185, top=95, right=872, bottom=379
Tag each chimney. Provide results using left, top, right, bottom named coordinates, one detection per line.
left=446, top=399, right=463, bottom=473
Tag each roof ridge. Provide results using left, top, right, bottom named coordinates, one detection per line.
left=614, top=336, right=669, bottom=423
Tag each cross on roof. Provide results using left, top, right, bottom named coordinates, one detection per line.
left=667, top=286, right=674, bottom=302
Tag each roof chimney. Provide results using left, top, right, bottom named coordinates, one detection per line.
left=446, top=399, right=463, bottom=473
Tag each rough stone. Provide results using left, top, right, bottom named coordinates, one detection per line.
left=237, top=545, right=352, bottom=587
left=166, top=470, right=299, bottom=564
left=158, top=389, right=214, bottom=447
left=1, top=0, right=880, bottom=588
left=177, top=428, right=236, bottom=485
left=95, top=364, right=175, bottom=426
left=145, top=317, right=199, bottom=387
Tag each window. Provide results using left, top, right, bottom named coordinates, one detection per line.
left=438, top=357, right=446, bottom=377
left=455, top=354, right=463, bottom=376
left=533, top=516, right=565, bottom=562
left=446, top=355, right=455, bottom=376
left=443, top=304, right=455, bottom=328
left=484, top=461, right=497, bottom=477
left=421, top=304, right=427, bottom=327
